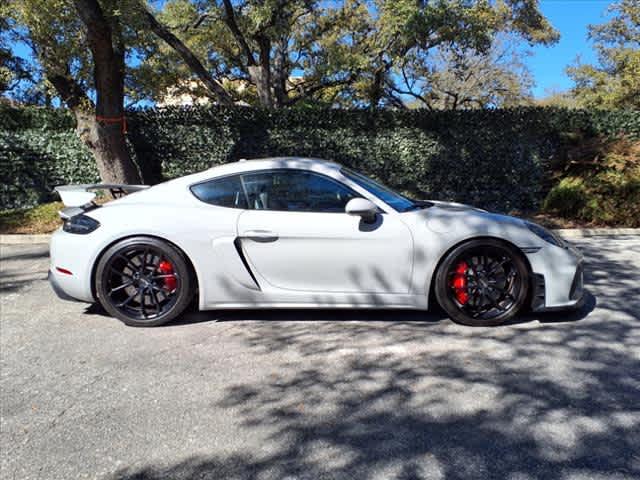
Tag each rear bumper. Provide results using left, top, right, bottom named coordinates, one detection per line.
left=48, top=228, right=97, bottom=303
left=48, top=270, right=86, bottom=302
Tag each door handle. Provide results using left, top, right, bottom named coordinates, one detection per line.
left=242, top=230, right=279, bottom=242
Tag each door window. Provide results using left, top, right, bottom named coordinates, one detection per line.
left=241, top=170, right=359, bottom=212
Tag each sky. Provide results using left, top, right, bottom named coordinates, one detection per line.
left=527, top=0, right=613, bottom=98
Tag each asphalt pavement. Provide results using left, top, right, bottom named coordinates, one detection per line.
left=1, top=236, right=639, bottom=480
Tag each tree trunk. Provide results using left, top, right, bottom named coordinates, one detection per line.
left=369, top=68, right=385, bottom=110
left=272, top=36, right=288, bottom=108
left=72, top=0, right=141, bottom=184
left=74, top=110, right=140, bottom=184
left=249, top=36, right=274, bottom=108
left=248, top=65, right=274, bottom=108
left=48, top=72, right=140, bottom=184
left=221, top=0, right=275, bottom=108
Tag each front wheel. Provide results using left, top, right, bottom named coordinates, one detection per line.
left=434, top=239, right=529, bottom=326
left=95, top=237, right=194, bottom=327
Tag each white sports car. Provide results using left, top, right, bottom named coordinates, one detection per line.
left=49, top=157, right=584, bottom=327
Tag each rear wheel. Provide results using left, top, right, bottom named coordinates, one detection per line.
left=434, top=239, right=529, bottom=326
left=95, top=237, right=194, bottom=327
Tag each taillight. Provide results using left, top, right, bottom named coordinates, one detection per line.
left=63, top=214, right=100, bottom=234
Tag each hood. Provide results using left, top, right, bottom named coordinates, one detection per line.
left=405, top=200, right=526, bottom=235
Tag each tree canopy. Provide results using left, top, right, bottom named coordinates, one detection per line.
left=392, top=35, right=535, bottom=110
left=568, top=0, right=640, bottom=109
left=4, top=0, right=559, bottom=111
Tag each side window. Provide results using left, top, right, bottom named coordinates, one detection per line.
left=191, top=175, right=248, bottom=209
left=241, top=170, right=359, bottom=213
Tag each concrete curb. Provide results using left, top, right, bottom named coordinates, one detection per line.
left=1, top=228, right=638, bottom=245
left=555, top=228, right=640, bottom=238
left=1, top=234, right=52, bottom=244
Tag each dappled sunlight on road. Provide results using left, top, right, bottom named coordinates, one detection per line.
left=111, top=237, right=640, bottom=480
left=1, top=237, right=639, bottom=479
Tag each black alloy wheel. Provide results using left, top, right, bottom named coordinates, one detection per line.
left=435, top=239, right=529, bottom=326
left=95, top=237, right=194, bottom=327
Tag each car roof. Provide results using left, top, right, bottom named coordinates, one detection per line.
left=214, top=156, right=342, bottom=175
left=109, top=157, right=349, bottom=207
left=172, top=157, right=344, bottom=186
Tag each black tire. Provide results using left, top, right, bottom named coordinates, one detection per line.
left=434, top=239, right=529, bottom=327
left=95, top=236, right=194, bottom=327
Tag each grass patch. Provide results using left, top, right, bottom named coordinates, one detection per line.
left=0, top=202, right=63, bottom=234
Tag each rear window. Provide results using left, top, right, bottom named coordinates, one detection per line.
left=190, top=175, right=247, bottom=209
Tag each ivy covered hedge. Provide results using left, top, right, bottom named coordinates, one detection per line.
left=1, top=103, right=638, bottom=213
left=0, top=104, right=98, bottom=209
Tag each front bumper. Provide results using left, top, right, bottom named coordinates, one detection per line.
left=569, top=262, right=585, bottom=301
left=526, top=242, right=584, bottom=311
left=531, top=262, right=584, bottom=311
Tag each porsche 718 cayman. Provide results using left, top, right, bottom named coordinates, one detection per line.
left=49, top=157, right=584, bottom=327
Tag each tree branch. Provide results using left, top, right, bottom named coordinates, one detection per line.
left=221, top=0, right=256, bottom=66
left=285, top=76, right=355, bottom=106
left=47, top=72, right=93, bottom=111
left=141, top=4, right=234, bottom=105
left=387, top=83, right=433, bottom=110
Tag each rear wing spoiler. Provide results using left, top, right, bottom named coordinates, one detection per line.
left=55, top=184, right=149, bottom=219
left=55, top=183, right=149, bottom=207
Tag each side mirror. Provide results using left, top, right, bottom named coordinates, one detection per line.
left=345, top=198, right=377, bottom=223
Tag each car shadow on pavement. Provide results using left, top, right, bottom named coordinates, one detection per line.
left=109, top=283, right=636, bottom=480
left=81, top=289, right=596, bottom=328
left=109, top=239, right=639, bottom=480
left=158, top=289, right=597, bottom=327
left=6, top=236, right=625, bottom=480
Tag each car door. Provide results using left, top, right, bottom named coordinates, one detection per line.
left=236, top=169, right=413, bottom=294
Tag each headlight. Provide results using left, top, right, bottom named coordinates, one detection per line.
left=525, top=221, right=564, bottom=247
left=63, top=214, right=100, bottom=234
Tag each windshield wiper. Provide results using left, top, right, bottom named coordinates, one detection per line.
left=404, top=200, right=433, bottom=211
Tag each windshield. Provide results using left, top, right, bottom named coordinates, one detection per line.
left=340, top=168, right=428, bottom=212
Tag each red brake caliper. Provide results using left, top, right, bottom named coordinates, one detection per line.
left=158, top=260, right=177, bottom=292
left=450, top=261, right=469, bottom=305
